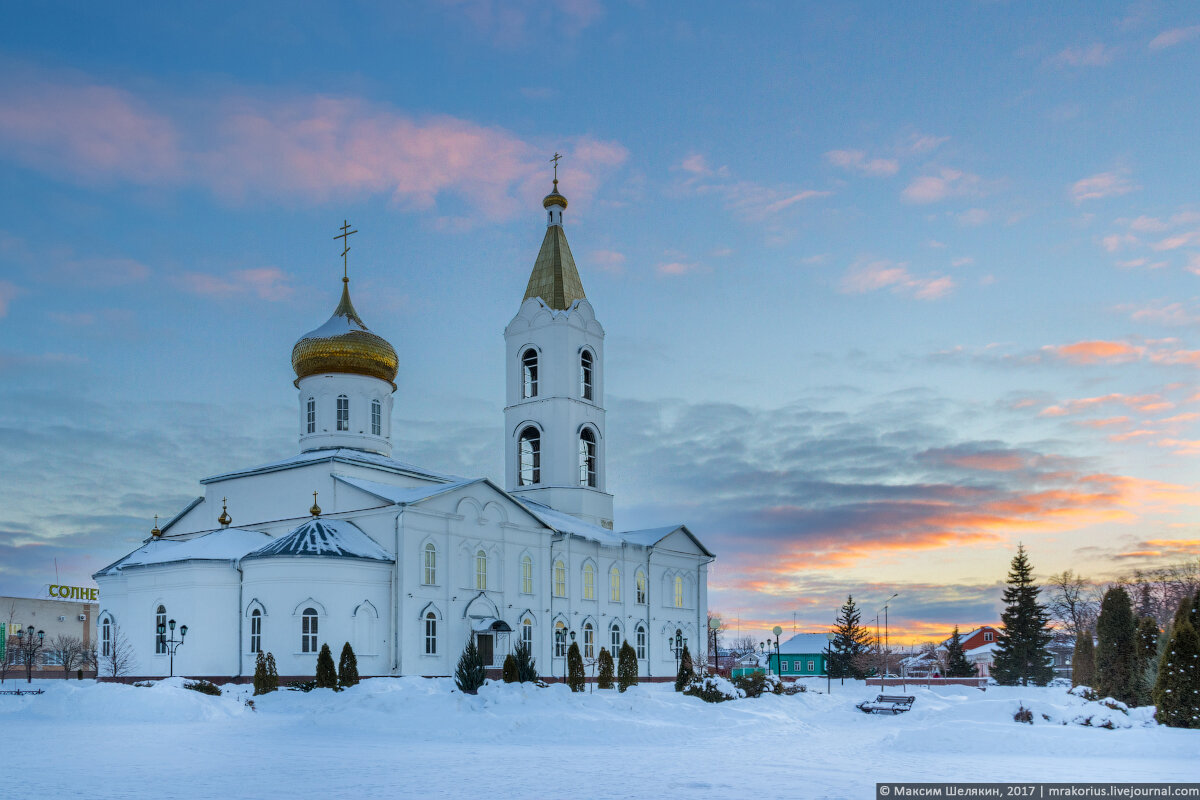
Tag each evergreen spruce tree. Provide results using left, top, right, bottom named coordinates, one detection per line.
left=1153, top=597, right=1200, bottom=728
left=1071, top=631, right=1095, bottom=688
left=315, top=643, right=338, bottom=689
left=1174, top=588, right=1200, bottom=630
left=617, top=640, right=638, bottom=692
left=502, top=654, right=518, bottom=683
left=1134, top=616, right=1160, bottom=705
left=990, top=545, right=1055, bottom=686
left=597, top=647, right=614, bottom=689
left=829, top=594, right=874, bottom=680
left=944, top=626, right=976, bottom=678
left=253, top=651, right=269, bottom=696
left=512, top=640, right=538, bottom=683
left=455, top=637, right=486, bottom=694
left=674, top=644, right=695, bottom=691
left=337, top=642, right=359, bottom=688
left=265, top=652, right=279, bottom=693
left=566, top=641, right=585, bottom=692
left=1094, top=586, right=1138, bottom=704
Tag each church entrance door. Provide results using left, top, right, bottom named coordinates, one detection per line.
left=477, top=634, right=493, bottom=666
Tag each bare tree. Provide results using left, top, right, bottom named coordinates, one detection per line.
left=1046, top=569, right=1101, bottom=636
left=730, top=635, right=758, bottom=654
left=1118, top=560, right=1199, bottom=627
left=46, top=634, right=87, bottom=679
left=0, top=633, right=16, bottom=684
left=99, top=622, right=137, bottom=679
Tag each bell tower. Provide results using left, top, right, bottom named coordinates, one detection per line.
left=503, top=164, right=613, bottom=528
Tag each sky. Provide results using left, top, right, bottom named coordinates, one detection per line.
left=2, top=1, right=1200, bottom=645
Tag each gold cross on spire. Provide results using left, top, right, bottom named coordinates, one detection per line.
left=550, top=152, right=562, bottom=183
left=334, top=219, right=358, bottom=281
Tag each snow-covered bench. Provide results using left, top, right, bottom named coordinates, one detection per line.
left=856, top=694, right=914, bottom=714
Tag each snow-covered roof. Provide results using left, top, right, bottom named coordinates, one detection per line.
left=242, top=518, right=393, bottom=562
left=513, top=499, right=713, bottom=556
left=201, top=448, right=463, bottom=485
left=94, top=528, right=273, bottom=576
left=778, top=632, right=833, bottom=655
left=965, top=642, right=999, bottom=658
left=333, top=474, right=481, bottom=505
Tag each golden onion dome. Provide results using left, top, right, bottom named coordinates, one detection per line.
left=291, top=278, right=398, bottom=389
left=543, top=178, right=568, bottom=209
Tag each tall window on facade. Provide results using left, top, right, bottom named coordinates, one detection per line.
left=306, top=397, right=316, bottom=434
left=578, top=428, right=597, bottom=487
left=101, top=616, right=111, bottom=657
left=580, top=350, right=594, bottom=400
left=674, top=576, right=684, bottom=608
left=155, top=605, right=167, bottom=654
left=583, top=622, right=595, bottom=659
left=636, top=570, right=647, bottom=604
left=521, top=554, right=533, bottom=594
left=553, top=560, right=566, bottom=597
left=521, top=349, right=538, bottom=398
left=610, top=622, right=621, bottom=654
left=554, top=621, right=567, bottom=657
left=610, top=566, right=621, bottom=602
left=518, top=427, right=541, bottom=486
left=302, top=608, right=318, bottom=653
left=423, top=543, right=437, bottom=585
left=250, top=609, right=262, bottom=654
left=522, top=618, right=534, bottom=651
left=582, top=563, right=595, bottom=600
left=336, top=395, right=349, bottom=431
left=425, top=613, right=437, bottom=655
left=475, top=550, right=488, bottom=590
left=370, top=399, right=381, bottom=436
left=636, top=624, right=647, bottom=659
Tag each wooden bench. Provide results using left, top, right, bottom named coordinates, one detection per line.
left=0, top=688, right=45, bottom=696
left=856, top=694, right=915, bottom=714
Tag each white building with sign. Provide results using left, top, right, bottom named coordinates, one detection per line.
left=93, top=181, right=713, bottom=680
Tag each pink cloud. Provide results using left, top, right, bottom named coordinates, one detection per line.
left=824, top=149, right=899, bottom=176
left=1048, top=43, right=1118, bottom=67
left=1044, top=340, right=1145, bottom=364
left=840, top=259, right=954, bottom=300
left=178, top=267, right=295, bottom=301
left=657, top=261, right=700, bottom=276
left=590, top=249, right=626, bottom=275
left=901, top=169, right=979, bottom=204
left=1149, top=25, right=1200, bottom=50
left=1071, top=171, right=1138, bottom=204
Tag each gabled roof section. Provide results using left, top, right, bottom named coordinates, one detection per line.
left=242, top=518, right=393, bottom=562
left=512, top=499, right=714, bottom=556
left=333, top=474, right=481, bottom=505
left=201, top=448, right=462, bottom=485
left=622, top=524, right=715, bottom=558
left=779, top=632, right=834, bottom=655
left=524, top=225, right=586, bottom=310
left=93, top=528, right=272, bottom=577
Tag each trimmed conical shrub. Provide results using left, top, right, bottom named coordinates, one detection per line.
left=597, top=647, right=614, bottom=689
left=315, top=643, right=338, bottom=689
left=1134, top=616, right=1160, bottom=705
left=502, top=653, right=518, bottom=683
left=618, top=640, right=638, bottom=692
left=1153, top=597, right=1200, bottom=728
left=675, top=644, right=695, bottom=692
left=253, top=651, right=269, bottom=696
left=338, top=642, right=359, bottom=688
left=265, top=652, right=279, bottom=693
left=567, top=642, right=585, bottom=692
left=513, top=640, right=538, bottom=683
left=1095, top=586, right=1138, bottom=704
left=455, top=637, right=486, bottom=694
left=1072, top=631, right=1095, bottom=688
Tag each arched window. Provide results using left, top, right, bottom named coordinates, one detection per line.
left=302, top=607, right=318, bottom=653
left=580, top=350, right=594, bottom=400
left=554, top=620, right=568, bottom=657
left=674, top=575, right=684, bottom=608
left=425, top=612, right=437, bottom=655
left=423, top=543, right=437, bottom=585
left=582, top=562, right=595, bottom=600
left=636, top=624, right=646, bottom=659
left=609, top=566, right=621, bottom=602
left=521, top=349, right=538, bottom=399
left=578, top=428, right=597, bottom=487
left=636, top=570, right=647, bottom=604
left=371, top=399, right=381, bottom=436
left=475, top=550, right=488, bottom=590
left=250, top=609, right=262, bottom=654
left=522, top=618, right=534, bottom=651
left=306, top=397, right=316, bottom=434
left=610, top=621, right=621, bottom=654
left=101, top=615, right=112, bottom=657
left=518, top=426, right=541, bottom=486
left=553, top=560, right=566, bottom=597
left=520, top=554, right=533, bottom=594
left=583, top=622, right=595, bottom=659
left=155, top=605, right=166, bottom=654
left=336, top=395, right=349, bottom=431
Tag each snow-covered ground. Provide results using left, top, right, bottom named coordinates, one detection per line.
left=1, top=677, right=1195, bottom=799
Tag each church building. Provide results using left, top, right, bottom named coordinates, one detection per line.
left=93, top=176, right=714, bottom=680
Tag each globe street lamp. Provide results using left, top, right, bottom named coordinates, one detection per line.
left=15, top=626, right=45, bottom=683
left=156, top=618, right=188, bottom=678
left=772, top=625, right=783, bottom=677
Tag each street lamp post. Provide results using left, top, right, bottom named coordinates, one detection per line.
left=772, top=625, right=782, bottom=678
left=877, top=593, right=898, bottom=683
left=156, top=618, right=188, bottom=678
left=15, top=626, right=45, bottom=683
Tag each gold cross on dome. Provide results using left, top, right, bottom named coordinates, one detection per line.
left=549, top=152, right=562, bottom=182
left=334, top=219, right=358, bottom=280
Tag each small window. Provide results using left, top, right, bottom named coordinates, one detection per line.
left=610, top=622, right=621, bottom=654
left=636, top=624, right=646, bottom=659
left=807, top=660, right=815, bottom=672
left=610, top=566, right=621, bottom=602
left=302, top=608, right=318, bottom=653
left=522, top=618, right=534, bottom=651
left=371, top=399, right=381, bottom=436
left=425, top=613, right=437, bottom=655
left=518, top=427, right=541, bottom=486
left=636, top=570, right=647, bottom=604
left=578, top=428, right=597, bottom=487
left=583, top=563, right=595, bottom=600
left=336, top=395, right=349, bottom=432
left=674, top=576, right=684, bottom=608
left=250, top=609, right=262, bottom=654
left=553, top=560, right=567, bottom=597
left=475, top=550, right=488, bottom=591
left=521, top=349, right=538, bottom=399
left=423, top=543, right=437, bottom=585
left=155, top=605, right=167, bottom=654
left=781, top=660, right=788, bottom=671
left=521, top=554, right=533, bottom=594
left=580, top=350, right=594, bottom=400
left=984, top=631, right=993, bottom=642
left=306, top=397, right=316, bottom=434
left=554, top=621, right=567, bottom=658
left=101, top=616, right=112, bottom=657
left=583, top=622, right=595, bottom=659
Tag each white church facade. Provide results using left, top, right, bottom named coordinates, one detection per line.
left=93, top=178, right=713, bottom=681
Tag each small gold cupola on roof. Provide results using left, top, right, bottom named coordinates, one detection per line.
left=524, top=153, right=586, bottom=310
